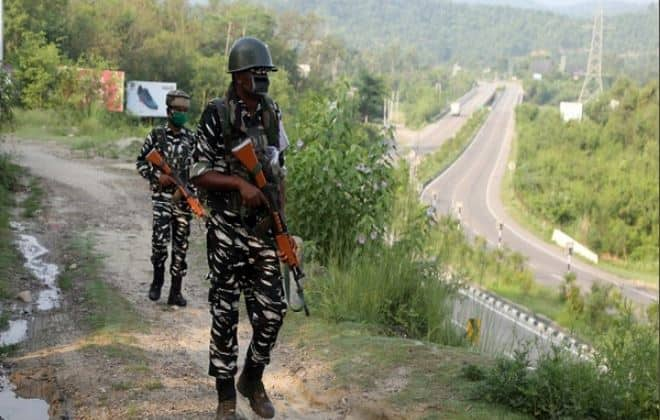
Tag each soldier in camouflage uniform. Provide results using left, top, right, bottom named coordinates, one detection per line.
left=190, top=37, right=292, bottom=420
left=137, top=90, right=195, bottom=307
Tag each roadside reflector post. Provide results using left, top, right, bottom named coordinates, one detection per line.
left=456, top=202, right=463, bottom=229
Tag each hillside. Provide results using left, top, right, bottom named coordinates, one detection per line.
left=456, top=0, right=658, bottom=16
left=251, top=0, right=659, bottom=73
left=514, top=79, right=659, bottom=272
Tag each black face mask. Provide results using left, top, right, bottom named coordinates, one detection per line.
left=251, top=74, right=270, bottom=94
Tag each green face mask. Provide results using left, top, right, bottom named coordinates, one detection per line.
left=170, top=111, right=188, bottom=128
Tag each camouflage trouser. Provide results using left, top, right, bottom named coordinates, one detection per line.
left=151, top=193, right=192, bottom=277
left=206, top=210, right=287, bottom=379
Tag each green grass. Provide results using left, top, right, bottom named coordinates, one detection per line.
left=312, top=246, right=463, bottom=346
left=0, top=153, right=21, bottom=299
left=143, top=379, right=164, bottom=391
left=9, top=108, right=151, bottom=158
left=62, top=233, right=147, bottom=335
left=279, top=315, right=530, bottom=419
left=0, top=343, right=19, bottom=358
left=22, top=177, right=44, bottom=218
left=490, top=282, right=565, bottom=322
left=57, top=271, right=74, bottom=291
left=111, top=380, right=135, bottom=391
left=0, top=312, right=9, bottom=331
left=125, top=403, right=142, bottom=420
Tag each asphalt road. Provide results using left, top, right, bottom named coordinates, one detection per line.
left=395, top=82, right=498, bottom=155
left=422, top=83, right=657, bottom=306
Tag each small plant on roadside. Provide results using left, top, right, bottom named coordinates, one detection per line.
left=478, top=311, right=659, bottom=419
left=559, top=272, right=584, bottom=315
left=461, top=363, right=486, bottom=381
left=583, top=283, right=623, bottom=334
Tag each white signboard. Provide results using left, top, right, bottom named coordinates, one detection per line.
left=552, top=229, right=598, bottom=263
left=125, top=81, right=176, bottom=117
left=559, top=101, right=583, bottom=122
left=532, top=73, right=543, bottom=81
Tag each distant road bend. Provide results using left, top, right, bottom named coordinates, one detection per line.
left=422, top=83, right=657, bottom=306
left=395, top=82, right=497, bottom=155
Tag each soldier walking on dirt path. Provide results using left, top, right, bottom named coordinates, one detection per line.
left=136, top=89, right=195, bottom=307
left=190, top=37, right=294, bottom=420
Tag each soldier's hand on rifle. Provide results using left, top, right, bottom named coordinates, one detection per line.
left=158, top=173, right=175, bottom=187
left=278, top=236, right=298, bottom=265
left=238, top=179, right=268, bottom=208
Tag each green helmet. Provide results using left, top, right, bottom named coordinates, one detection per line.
left=227, top=37, right=277, bottom=73
left=165, top=89, right=191, bottom=108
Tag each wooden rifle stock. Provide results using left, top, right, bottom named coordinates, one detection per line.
left=145, top=149, right=206, bottom=218
left=231, top=140, right=309, bottom=316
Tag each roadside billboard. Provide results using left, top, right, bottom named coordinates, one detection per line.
left=101, top=70, right=125, bottom=112
left=72, top=68, right=125, bottom=112
left=125, top=81, right=176, bottom=117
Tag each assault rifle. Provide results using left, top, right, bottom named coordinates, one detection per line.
left=145, top=149, right=206, bottom=218
left=232, top=139, right=310, bottom=316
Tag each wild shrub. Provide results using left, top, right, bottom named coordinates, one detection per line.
left=286, top=87, right=394, bottom=261
left=559, top=272, right=584, bottom=314
left=310, top=165, right=461, bottom=346
left=479, top=312, right=659, bottom=419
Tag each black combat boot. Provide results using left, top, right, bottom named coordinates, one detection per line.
left=237, top=360, right=274, bottom=418
left=215, top=399, right=239, bottom=420
left=215, top=377, right=239, bottom=420
left=148, top=265, right=165, bottom=301
left=167, top=275, right=187, bottom=306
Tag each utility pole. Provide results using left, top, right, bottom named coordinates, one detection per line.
left=224, top=22, right=233, bottom=57
left=1, top=0, right=4, bottom=64
left=579, top=6, right=604, bottom=103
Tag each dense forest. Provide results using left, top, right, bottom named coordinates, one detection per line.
left=253, top=0, right=659, bottom=77
left=514, top=79, right=659, bottom=271
left=3, top=0, right=483, bottom=127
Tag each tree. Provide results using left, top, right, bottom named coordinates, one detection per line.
left=13, top=32, right=63, bottom=109
left=0, top=69, right=16, bottom=129
left=356, top=71, right=386, bottom=122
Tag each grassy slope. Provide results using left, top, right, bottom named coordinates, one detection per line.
left=280, top=315, right=530, bottom=419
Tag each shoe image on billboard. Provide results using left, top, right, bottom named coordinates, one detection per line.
left=138, top=85, right=158, bottom=110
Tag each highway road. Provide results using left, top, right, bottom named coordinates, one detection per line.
left=395, top=83, right=497, bottom=155
left=422, top=83, right=657, bottom=306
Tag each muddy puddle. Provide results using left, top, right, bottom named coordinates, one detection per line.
left=0, top=374, right=50, bottom=420
left=0, top=320, right=28, bottom=347
left=12, top=223, right=61, bottom=311
left=0, top=222, right=60, bottom=420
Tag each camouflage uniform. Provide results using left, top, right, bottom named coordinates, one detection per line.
left=137, top=126, right=196, bottom=286
left=192, top=95, right=289, bottom=380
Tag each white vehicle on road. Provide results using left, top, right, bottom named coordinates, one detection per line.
left=449, top=101, right=461, bottom=116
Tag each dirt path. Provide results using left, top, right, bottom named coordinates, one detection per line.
left=2, top=138, right=354, bottom=419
